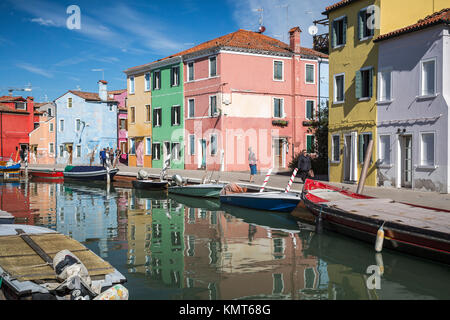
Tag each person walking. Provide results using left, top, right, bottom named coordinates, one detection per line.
left=100, top=148, right=106, bottom=167
left=297, top=149, right=313, bottom=183
left=248, top=147, right=257, bottom=183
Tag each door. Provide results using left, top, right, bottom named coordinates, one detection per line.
left=201, top=139, right=206, bottom=169
left=163, top=141, right=171, bottom=168
left=273, top=139, right=284, bottom=169
left=343, top=133, right=357, bottom=182
left=66, top=144, right=73, bottom=165
left=136, top=139, right=144, bottom=166
left=401, top=135, right=412, bottom=188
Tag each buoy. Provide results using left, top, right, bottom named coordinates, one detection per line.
left=375, top=253, right=384, bottom=276
left=375, top=223, right=385, bottom=252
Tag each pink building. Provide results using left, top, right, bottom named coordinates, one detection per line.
left=108, top=89, right=128, bottom=162
left=182, top=27, right=328, bottom=172
left=29, top=114, right=56, bottom=164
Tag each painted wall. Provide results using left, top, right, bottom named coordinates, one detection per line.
left=55, top=92, right=118, bottom=165
left=327, top=0, right=380, bottom=186
left=127, top=71, right=152, bottom=167
left=151, top=61, right=184, bottom=169
left=377, top=25, right=449, bottom=193
left=29, top=116, right=56, bottom=164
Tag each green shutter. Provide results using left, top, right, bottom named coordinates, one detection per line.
left=307, top=135, right=314, bottom=153
left=355, top=70, right=362, bottom=99
left=343, top=16, right=347, bottom=44
left=358, top=134, right=364, bottom=163
left=368, top=68, right=373, bottom=98
left=358, top=11, right=364, bottom=40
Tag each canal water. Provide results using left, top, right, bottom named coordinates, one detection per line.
left=1, top=180, right=449, bottom=300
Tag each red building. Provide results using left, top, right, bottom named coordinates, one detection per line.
left=0, top=96, right=34, bottom=161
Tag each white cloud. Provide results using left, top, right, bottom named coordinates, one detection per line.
left=30, top=17, right=56, bottom=26
left=16, top=63, right=53, bottom=78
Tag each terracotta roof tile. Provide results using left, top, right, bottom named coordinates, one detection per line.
left=323, top=0, right=359, bottom=14
left=69, top=90, right=118, bottom=102
left=0, top=96, right=26, bottom=102
left=108, top=89, right=127, bottom=94
left=0, top=103, right=28, bottom=113
left=125, top=29, right=328, bottom=72
left=374, top=8, right=450, bottom=42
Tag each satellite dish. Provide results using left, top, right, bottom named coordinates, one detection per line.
left=308, top=25, right=318, bottom=36
left=258, top=25, right=266, bottom=33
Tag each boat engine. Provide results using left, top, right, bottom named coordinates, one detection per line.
left=137, top=170, right=148, bottom=180
left=172, top=174, right=183, bottom=186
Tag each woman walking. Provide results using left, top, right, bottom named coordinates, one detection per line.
left=248, top=147, right=257, bottom=183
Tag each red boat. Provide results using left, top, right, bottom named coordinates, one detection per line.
left=29, top=169, right=64, bottom=181
left=302, top=179, right=450, bottom=265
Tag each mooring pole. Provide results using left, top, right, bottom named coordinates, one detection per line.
left=356, top=139, right=373, bottom=194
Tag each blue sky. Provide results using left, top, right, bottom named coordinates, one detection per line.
left=0, top=0, right=332, bottom=101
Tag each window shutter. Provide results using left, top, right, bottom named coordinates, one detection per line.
left=331, top=20, right=337, bottom=48
left=355, top=70, right=362, bottom=99
left=153, top=109, right=157, bottom=127
left=368, top=68, right=373, bottom=98
left=177, top=107, right=180, bottom=124
left=171, top=107, right=175, bottom=126
left=358, top=11, right=364, bottom=40
left=358, top=134, right=364, bottom=163
left=342, top=17, right=347, bottom=44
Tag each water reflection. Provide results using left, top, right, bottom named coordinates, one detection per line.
left=1, top=180, right=449, bottom=300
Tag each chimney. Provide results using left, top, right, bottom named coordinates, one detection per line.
left=289, top=27, right=301, bottom=54
left=98, top=80, right=108, bottom=101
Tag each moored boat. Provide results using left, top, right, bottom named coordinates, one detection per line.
left=168, top=193, right=221, bottom=211
left=30, top=168, right=64, bottom=180
left=0, top=161, right=20, bottom=177
left=132, top=179, right=168, bottom=190
left=302, top=179, right=450, bottom=265
left=63, top=165, right=118, bottom=181
left=219, top=190, right=302, bottom=213
left=168, top=183, right=225, bottom=198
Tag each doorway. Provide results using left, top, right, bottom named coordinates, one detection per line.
left=136, top=139, right=144, bottom=166
left=400, top=135, right=412, bottom=188
left=273, top=138, right=285, bottom=169
left=198, top=139, right=206, bottom=169
left=66, top=144, right=73, bottom=165
left=163, top=141, right=171, bottom=168
left=343, top=132, right=357, bottom=182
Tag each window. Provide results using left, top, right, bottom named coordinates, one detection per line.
left=358, top=7, right=375, bottom=40
left=47, top=108, right=52, bottom=116
left=378, top=69, right=392, bottom=101
left=273, top=274, right=284, bottom=294
left=144, top=73, right=150, bottom=91
left=306, top=100, right=315, bottom=120
left=358, top=133, right=373, bottom=163
left=421, top=59, right=436, bottom=96
left=273, top=60, right=283, bottom=81
left=356, top=67, right=373, bottom=99
left=188, top=99, right=195, bottom=118
left=209, top=57, right=217, bottom=77
left=305, top=64, right=315, bottom=84
left=75, top=119, right=81, bottom=132
left=188, top=62, right=194, bottom=81
left=306, top=135, right=315, bottom=153
left=67, top=97, right=72, bottom=108
left=76, top=145, right=81, bottom=158
left=49, top=143, right=54, bottom=154
left=171, top=142, right=181, bottom=160
left=332, top=16, right=347, bottom=48
left=145, top=105, right=151, bottom=122
left=210, top=96, right=218, bottom=116
left=189, top=134, right=195, bottom=155
left=130, top=106, right=136, bottom=123
left=59, top=145, right=64, bottom=157
left=152, top=143, right=161, bottom=160
left=49, top=122, right=54, bottom=132
left=210, top=134, right=217, bottom=155
left=15, top=102, right=26, bottom=110
left=59, top=119, right=64, bottom=132
left=129, top=76, right=135, bottom=94
left=332, top=135, right=340, bottom=162
left=171, top=66, right=180, bottom=86
left=273, top=98, right=284, bottom=118
left=153, top=108, right=162, bottom=127
left=421, top=133, right=435, bottom=166
left=145, top=137, right=152, bottom=156
left=378, top=135, right=391, bottom=165
left=334, top=73, right=345, bottom=103
left=119, top=118, right=127, bottom=130
left=304, top=268, right=316, bottom=289
left=129, top=138, right=136, bottom=155
left=171, top=106, right=181, bottom=126
left=153, top=70, right=161, bottom=90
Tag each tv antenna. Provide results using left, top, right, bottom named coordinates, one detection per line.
left=91, top=68, right=105, bottom=80
left=253, top=8, right=265, bottom=33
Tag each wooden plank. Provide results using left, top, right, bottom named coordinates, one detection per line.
left=16, top=229, right=53, bottom=265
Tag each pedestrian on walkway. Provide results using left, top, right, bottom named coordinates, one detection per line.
left=100, top=148, right=106, bottom=167
left=248, top=147, right=257, bottom=183
left=297, top=149, right=313, bottom=183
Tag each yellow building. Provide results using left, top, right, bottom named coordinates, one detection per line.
left=324, top=0, right=447, bottom=186
left=124, top=63, right=153, bottom=167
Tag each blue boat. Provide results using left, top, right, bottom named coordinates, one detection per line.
left=63, top=166, right=118, bottom=181
left=0, top=162, right=20, bottom=177
left=219, top=191, right=302, bottom=213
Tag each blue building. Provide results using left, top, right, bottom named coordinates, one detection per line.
left=54, top=80, right=118, bottom=165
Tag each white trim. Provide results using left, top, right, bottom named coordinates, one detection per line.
left=219, top=49, right=291, bottom=60
left=153, top=107, right=162, bottom=127
left=272, top=97, right=285, bottom=118
left=152, top=142, right=161, bottom=160
left=171, top=65, right=180, bottom=87
left=358, top=5, right=376, bottom=41
left=130, top=106, right=136, bottom=124
left=187, top=98, right=195, bottom=118
left=331, top=134, right=340, bottom=163
left=208, top=56, right=217, bottom=78
left=273, top=60, right=284, bottom=81
left=332, top=15, right=347, bottom=48
left=210, top=133, right=218, bottom=156
left=209, top=95, right=219, bottom=117
left=378, top=134, right=391, bottom=166
left=75, top=118, right=81, bottom=132
left=305, top=99, right=316, bottom=120
left=333, top=73, right=345, bottom=104
left=59, top=119, right=64, bottom=132
left=75, top=144, right=81, bottom=158
left=129, top=76, right=135, bottom=94
left=144, top=104, right=151, bottom=123
left=359, top=66, right=373, bottom=99
left=49, top=122, right=54, bottom=133
left=171, top=105, right=181, bottom=126
left=48, top=142, right=54, bottom=155
left=187, top=62, right=195, bottom=82
left=419, top=131, right=436, bottom=167
left=67, top=97, right=73, bottom=108
left=305, top=63, right=315, bottom=84
left=377, top=67, right=393, bottom=102
left=153, top=69, right=161, bottom=90
left=145, top=137, right=152, bottom=156
left=144, top=72, right=150, bottom=92
left=189, top=134, right=195, bottom=155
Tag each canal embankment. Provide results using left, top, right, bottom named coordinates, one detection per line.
left=22, top=163, right=450, bottom=211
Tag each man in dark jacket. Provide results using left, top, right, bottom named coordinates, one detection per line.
left=297, top=149, right=312, bottom=182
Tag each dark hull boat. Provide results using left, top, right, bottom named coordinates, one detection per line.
left=132, top=179, right=168, bottom=190
left=63, top=166, right=118, bottom=181
left=219, top=191, right=302, bottom=213
left=302, top=179, right=450, bottom=265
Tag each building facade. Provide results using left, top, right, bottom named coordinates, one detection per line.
left=108, top=89, right=128, bottom=164
left=124, top=65, right=153, bottom=167
left=29, top=115, right=56, bottom=164
left=0, top=95, right=34, bottom=162
left=54, top=81, right=118, bottom=165
left=374, top=9, right=450, bottom=193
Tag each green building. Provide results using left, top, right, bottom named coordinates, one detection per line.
left=150, top=57, right=184, bottom=169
